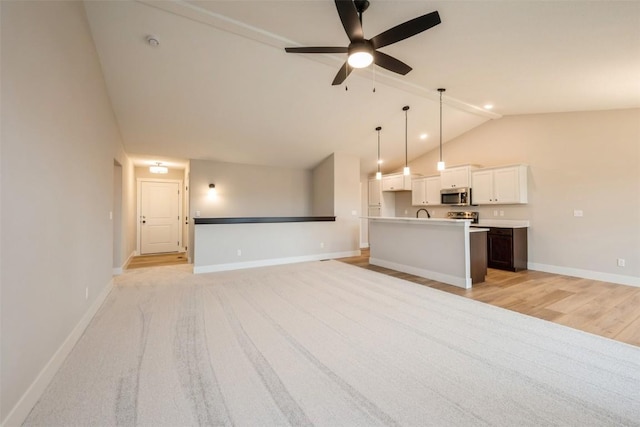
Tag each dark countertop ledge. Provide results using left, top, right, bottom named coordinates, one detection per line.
left=194, top=216, right=336, bottom=225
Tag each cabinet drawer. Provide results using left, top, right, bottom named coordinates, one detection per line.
left=489, top=228, right=513, bottom=236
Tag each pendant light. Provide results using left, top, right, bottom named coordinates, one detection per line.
left=437, top=88, right=446, bottom=171
left=402, top=105, right=410, bottom=176
left=375, top=126, right=382, bottom=180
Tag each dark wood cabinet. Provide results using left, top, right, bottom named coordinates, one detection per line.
left=487, top=227, right=528, bottom=271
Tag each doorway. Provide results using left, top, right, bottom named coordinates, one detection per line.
left=137, top=179, right=183, bottom=254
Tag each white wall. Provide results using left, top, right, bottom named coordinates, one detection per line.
left=312, top=155, right=334, bottom=216
left=372, top=109, right=640, bottom=285
left=188, top=159, right=313, bottom=261
left=191, top=152, right=361, bottom=272
left=0, top=2, right=135, bottom=424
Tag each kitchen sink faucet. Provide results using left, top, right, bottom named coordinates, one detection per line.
left=416, top=208, right=431, bottom=218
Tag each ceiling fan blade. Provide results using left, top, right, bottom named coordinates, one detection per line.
left=285, top=47, right=348, bottom=54
left=370, top=11, right=441, bottom=49
left=335, top=0, right=364, bottom=42
left=331, top=61, right=353, bottom=85
left=373, top=51, right=412, bottom=75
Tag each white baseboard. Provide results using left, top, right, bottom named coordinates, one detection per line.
left=112, top=250, right=136, bottom=275
left=360, top=242, right=370, bottom=249
left=528, top=262, right=640, bottom=288
left=2, top=280, right=114, bottom=427
left=194, top=250, right=360, bottom=274
left=370, top=257, right=472, bottom=289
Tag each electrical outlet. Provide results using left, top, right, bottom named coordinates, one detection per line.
left=320, top=242, right=325, bottom=248
left=404, top=210, right=408, bottom=215
left=109, top=211, right=113, bottom=220
left=493, top=210, right=498, bottom=216
left=499, top=210, right=505, bottom=217
left=237, top=249, right=242, bottom=256
left=351, top=210, right=357, bottom=216
left=85, top=287, right=89, bottom=300
left=573, top=210, right=583, bottom=217
left=617, top=258, right=625, bottom=267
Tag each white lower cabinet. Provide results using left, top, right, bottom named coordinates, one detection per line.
left=412, top=176, right=441, bottom=206
left=471, top=165, right=528, bottom=204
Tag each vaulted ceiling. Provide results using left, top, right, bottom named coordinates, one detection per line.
left=84, top=1, right=640, bottom=174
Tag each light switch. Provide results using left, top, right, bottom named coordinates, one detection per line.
left=573, top=210, right=583, bottom=217
left=195, top=211, right=201, bottom=217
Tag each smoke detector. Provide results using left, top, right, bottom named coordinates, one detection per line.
left=146, top=35, right=160, bottom=47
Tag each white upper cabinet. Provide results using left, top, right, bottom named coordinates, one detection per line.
left=440, top=165, right=477, bottom=189
left=425, top=176, right=442, bottom=205
left=381, top=173, right=416, bottom=191
left=368, top=179, right=382, bottom=206
left=471, top=165, right=528, bottom=204
left=412, top=176, right=441, bottom=206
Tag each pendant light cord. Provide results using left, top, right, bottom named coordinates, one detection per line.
left=438, top=88, right=445, bottom=163
left=377, top=129, right=381, bottom=173
left=403, top=106, right=409, bottom=168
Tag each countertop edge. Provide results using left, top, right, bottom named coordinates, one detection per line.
left=194, top=216, right=336, bottom=225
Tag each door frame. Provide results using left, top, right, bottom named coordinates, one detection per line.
left=136, top=178, right=183, bottom=255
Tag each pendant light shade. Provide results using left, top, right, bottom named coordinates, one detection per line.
left=403, top=106, right=410, bottom=176
left=437, top=88, right=446, bottom=171
left=375, top=126, right=382, bottom=180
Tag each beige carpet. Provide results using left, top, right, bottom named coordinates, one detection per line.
left=24, top=261, right=640, bottom=426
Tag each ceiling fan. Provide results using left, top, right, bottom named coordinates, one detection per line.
left=285, top=0, right=441, bottom=86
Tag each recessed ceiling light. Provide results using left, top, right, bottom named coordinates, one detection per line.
left=377, top=159, right=384, bottom=164
left=420, top=133, right=428, bottom=140
left=484, top=104, right=494, bottom=110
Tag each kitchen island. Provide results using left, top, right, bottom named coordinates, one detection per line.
left=367, top=217, right=488, bottom=289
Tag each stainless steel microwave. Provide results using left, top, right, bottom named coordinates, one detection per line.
left=441, top=187, right=472, bottom=206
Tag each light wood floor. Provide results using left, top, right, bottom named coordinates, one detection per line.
left=338, top=249, right=640, bottom=347
left=126, top=252, right=188, bottom=269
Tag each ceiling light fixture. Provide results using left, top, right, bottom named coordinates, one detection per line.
left=347, top=42, right=374, bottom=68
left=150, top=162, right=168, bottom=174
left=403, top=106, right=410, bottom=176
left=420, top=133, right=428, bottom=140
left=437, top=88, right=446, bottom=171
left=375, top=126, right=382, bottom=180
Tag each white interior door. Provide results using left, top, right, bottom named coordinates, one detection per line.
left=140, top=181, right=181, bottom=254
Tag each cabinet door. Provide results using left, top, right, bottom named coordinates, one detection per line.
left=471, top=170, right=494, bottom=204
left=441, top=167, right=470, bottom=188
left=493, top=167, right=520, bottom=204
left=368, top=207, right=381, bottom=217
left=425, top=176, right=441, bottom=205
left=382, top=175, right=403, bottom=191
left=368, top=179, right=381, bottom=206
left=411, top=178, right=426, bottom=205
left=488, top=232, right=514, bottom=270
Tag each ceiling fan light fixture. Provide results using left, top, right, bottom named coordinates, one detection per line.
left=347, top=43, right=374, bottom=68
